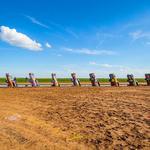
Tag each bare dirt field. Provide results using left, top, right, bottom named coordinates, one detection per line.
left=0, top=87, right=150, bottom=150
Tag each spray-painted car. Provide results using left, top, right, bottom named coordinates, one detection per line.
left=51, top=73, right=60, bottom=87
left=145, top=74, right=150, bottom=86
left=28, top=73, right=39, bottom=87
left=127, top=74, right=138, bottom=86
left=109, top=74, right=119, bottom=87
left=71, top=73, right=81, bottom=86
left=89, top=73, right=100, bottom=86
left=5, top=73, right=17, bottom=87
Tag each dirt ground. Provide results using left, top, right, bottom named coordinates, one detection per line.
left=0, top=86, right=150, bottom=150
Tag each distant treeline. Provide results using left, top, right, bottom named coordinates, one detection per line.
left=0, top=78, right=146, bottom=83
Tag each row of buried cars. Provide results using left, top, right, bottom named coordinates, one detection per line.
left=3, top=73, right=150, bottom=88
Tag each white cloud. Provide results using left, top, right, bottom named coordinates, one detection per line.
left=146, top=42, right=150, bottom=45
left=100, top=64, right=113, bottom=68
left=45, top=42, right=52, bottom=48
left=89, top=61, right=97, bottom=65
left=129, top=30, right=150, bottom=40
left=49, top=22, right=78, bottom=39
left=65, top=28, right=78, bottom=39
left=57, top=54, right=62, bottom=57
left=89, top=62, right=114, bottom=68
left=63, top=48, right=116, bottom=56
left=89, top=62, right=127, bottom=69
left=89, top=61, right=150, bottom=77
left=25, top=15, right=49, bottom=29
left=0, top=26, right=42, bottom=51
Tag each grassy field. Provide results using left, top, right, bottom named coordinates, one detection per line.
left=0, top=77, right=146, bottom=83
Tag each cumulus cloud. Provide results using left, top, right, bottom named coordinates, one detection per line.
left=45, top=42, right=52, bottom=48
left=0, top=26, right=42, bottom=51
left=25, top=15, right=49, bottom=29
left=63, top=48, right=116, bottom=56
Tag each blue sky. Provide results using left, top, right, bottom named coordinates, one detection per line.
left=0, top=0, right=150, bottom=78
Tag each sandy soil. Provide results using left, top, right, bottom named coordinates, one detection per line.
left=0, top=87, right=150, bottom=150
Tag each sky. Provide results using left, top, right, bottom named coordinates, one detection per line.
left=0, top=0, right=150, bottom=78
